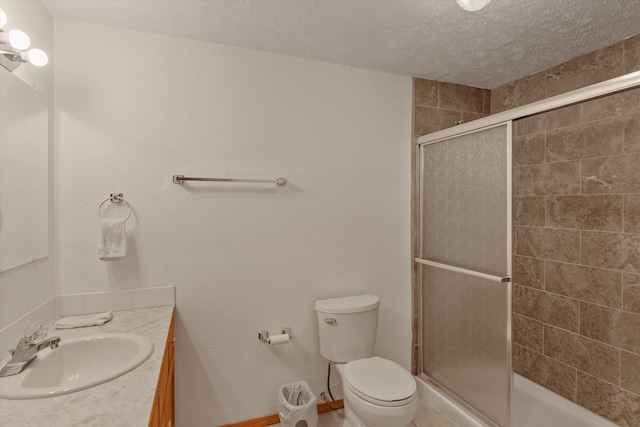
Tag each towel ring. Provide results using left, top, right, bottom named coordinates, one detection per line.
left=98, top=193, right=132, bottom=221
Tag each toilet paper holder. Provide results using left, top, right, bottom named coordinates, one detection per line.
left=258, top=327, right=292, bottom=343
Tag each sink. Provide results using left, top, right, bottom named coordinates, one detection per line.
left=0, top=332, right=153, bottom=399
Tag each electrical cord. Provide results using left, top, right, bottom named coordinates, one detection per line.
left=325, top=361, right=339, bottom=410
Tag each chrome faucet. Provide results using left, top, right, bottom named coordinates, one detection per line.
left=0, top=325, right=61, bottom=377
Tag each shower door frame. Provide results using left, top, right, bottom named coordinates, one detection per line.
left=416, top=121, right=513, bottom=427
left=412, top=70, right=640, bottom=427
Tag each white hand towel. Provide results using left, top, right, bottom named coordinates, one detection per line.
left=55, top=311, right=113, bottom=329
left=98, top=218, right=127, bottom=261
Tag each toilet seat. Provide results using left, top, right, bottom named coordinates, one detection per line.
left=342, top=357, right=417, bottom=408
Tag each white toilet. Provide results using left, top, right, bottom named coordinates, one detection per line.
left=315, top=294, right=418, bottom=427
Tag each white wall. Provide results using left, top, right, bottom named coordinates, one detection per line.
left=0, top=0, right=55, bottom=354
left=54, top=19, right=412, bottom=425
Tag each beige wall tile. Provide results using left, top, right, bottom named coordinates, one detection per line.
left=514, top=314, right=543, bottom=352
left=513, top=133, right=546, bottom=166
left=515, top=227, right=580, bottom=263
left=515, top=166, right=536, bottom=196
left=623, top=273, right=640, bottom=315
left=414, top=106, right=461, bottom=137
left=625, top=195, right=640, bottom=234
left=624, top=33, right=640, bottom=74
left=546, top=43, right=624, bottom=98
left=624, top=112, right=640, bottom=153
left=581, top=153, right=640, bottom=194
left=577, top=371, right=640, bottom=427
left=491, top=71, right=546, bottom=114
left=546, top=118, right=624, bottom=162
left=514, top=344, right=577, bottom=401
left=482, top=90, right=491, bottom=115
left=581, top=87, right=640, bottom=122
left=515, top=285, right=579, bottom=332
left=580, top=302, right=640, bottom=354
left=544, top=325, right=620, bottom=384
left=621, top=351, right=640, bottom=395
left=515, top=104, right=581, bottom=136
left=515, top=162, right=581, bottom=196
left=546, top=195, right=623, bottom=232
left=414, top=78, right=438, bottom=107
left=461, top=110, right=488, bottom=124
left=545, top=261, right=622, bottom=308
left=581, top=231, right=640, bottom=273
left=513, top=255, right=544, bottom=289
left=514, top=196, right=545, bottom=226
left=438, top=82, right=489, bottom=114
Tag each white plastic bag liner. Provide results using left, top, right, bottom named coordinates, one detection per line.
left=277, top=380, right=318, bottom=427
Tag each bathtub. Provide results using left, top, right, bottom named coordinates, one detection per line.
left=416, top=374, right=618, bottom=427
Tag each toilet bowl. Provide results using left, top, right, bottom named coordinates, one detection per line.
left=336, top=357, right=418, bottom=427
left=315, top=295, right=418, bottom=427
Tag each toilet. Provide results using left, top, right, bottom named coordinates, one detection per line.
left=315, top=295, right=418, bottom=427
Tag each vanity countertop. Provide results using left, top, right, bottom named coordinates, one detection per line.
left=0, top=306, right=174, bottom=427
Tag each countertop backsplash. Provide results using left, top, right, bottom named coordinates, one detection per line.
left=0, top=286, right=175, bottom=359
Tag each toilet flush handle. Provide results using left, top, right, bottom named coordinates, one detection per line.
left=324, top=318, right=337, bottom=325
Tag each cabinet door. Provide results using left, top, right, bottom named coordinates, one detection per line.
left=149, top=310, right=175, bottom=427
left=149, top=394, right=160, bottom=427
left=157, top=348, right=169, bottom=419
left=166, top=339, right=175, bottom=426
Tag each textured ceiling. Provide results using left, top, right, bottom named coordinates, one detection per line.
left=41, top=0, right=640, bottom=88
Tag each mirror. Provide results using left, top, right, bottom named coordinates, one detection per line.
left=0, top=66, right=49, bottom=271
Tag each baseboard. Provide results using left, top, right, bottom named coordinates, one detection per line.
left=317, top=400, right=345, bottom=414
left=221, top=399, right=344, bottom=427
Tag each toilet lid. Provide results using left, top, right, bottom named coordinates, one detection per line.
left=343, top=357, right=417, bottom=406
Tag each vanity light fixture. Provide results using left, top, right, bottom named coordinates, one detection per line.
left=0, top=8, right=48, bottom=72
left=456, top=0, right=492, bottom=12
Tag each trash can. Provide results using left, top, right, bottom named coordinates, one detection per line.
left=277, top=380, right=318, bottom=427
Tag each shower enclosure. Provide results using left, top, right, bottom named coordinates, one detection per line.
left=416, top=123, right=512, bottom=427
left=415, top=70, right=640, bottom=427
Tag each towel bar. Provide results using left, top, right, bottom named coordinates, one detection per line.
left=173, top=174, right=286, bottom=186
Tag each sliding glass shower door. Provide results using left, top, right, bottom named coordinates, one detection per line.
left=417, top=123, right=512, bottom=427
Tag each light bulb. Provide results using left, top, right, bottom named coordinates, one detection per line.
left=456, top=0, right=491, bottom=12
left=8, top=29, right=30, bottom=50
left=26, top=48, right=48, bottom=66
left=0, top=9, right=7, bottom=28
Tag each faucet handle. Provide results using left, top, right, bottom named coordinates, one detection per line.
left=7, top=325, right=48, bottom=356
left=23, top=324, right=47, bottom=343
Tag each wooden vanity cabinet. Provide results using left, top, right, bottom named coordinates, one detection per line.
left=149, top=309, right=175, bottom=427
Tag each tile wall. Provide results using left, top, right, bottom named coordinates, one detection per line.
left=512, top=90, right=640, bottom=426
left=411, top=79, right=491, bottom=373
left=413, top=79, right=491, bottom=136
left=492, top=34, right=640, bottom=114
left=499, top=32, right=640, bottom=426
left=413, top=32, right=640, bottom=426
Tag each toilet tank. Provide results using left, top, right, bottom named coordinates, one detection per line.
left=315, top=294, right=379, bottom=363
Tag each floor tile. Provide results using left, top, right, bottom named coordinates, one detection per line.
left=412, top=412, right=459, bottom=427
left=414, top=397, right=440, bottom=418
left=272, top=396, right=458, bottom=427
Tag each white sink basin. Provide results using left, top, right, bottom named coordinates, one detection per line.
left=0, top=332, right=153, bottom=399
